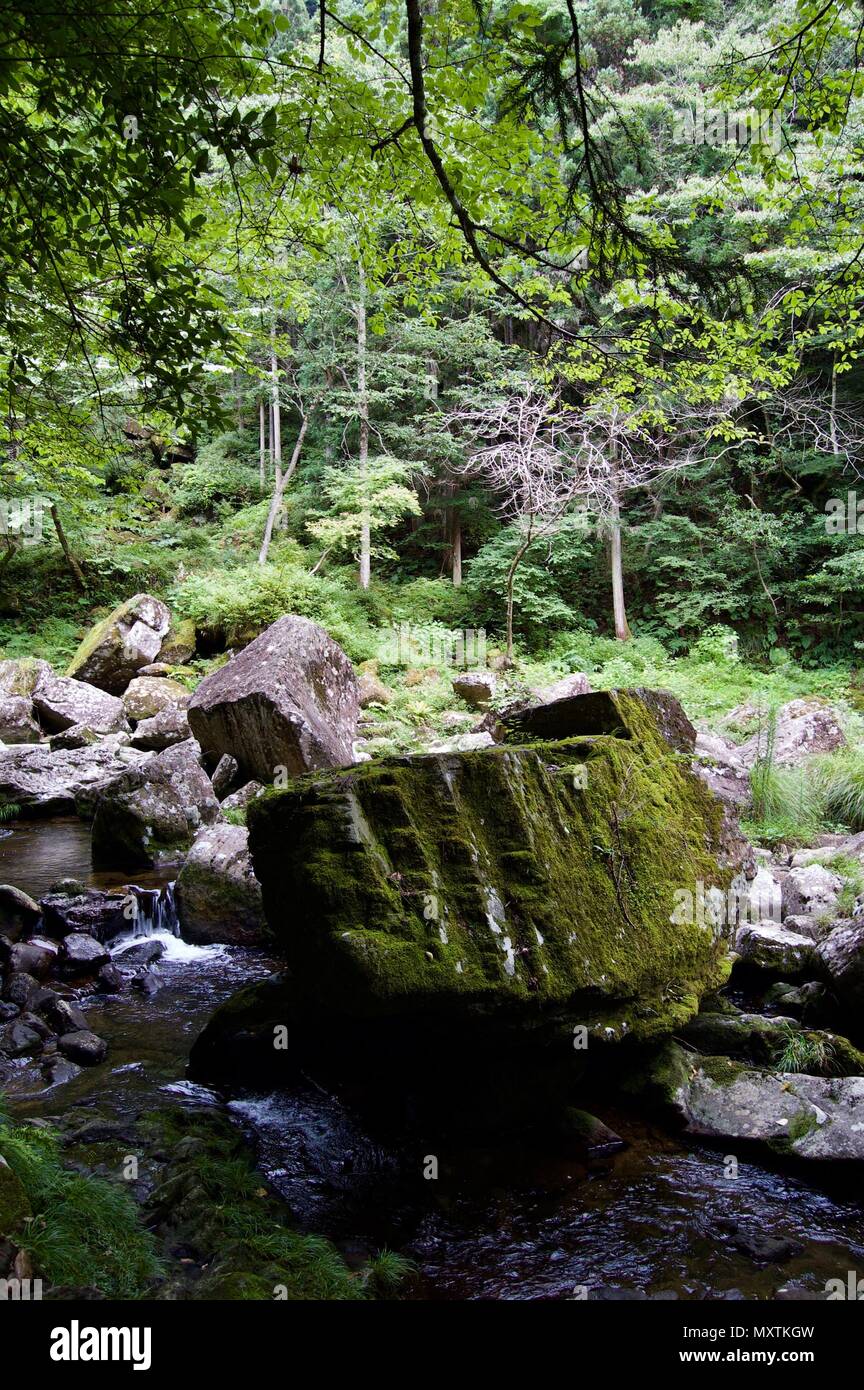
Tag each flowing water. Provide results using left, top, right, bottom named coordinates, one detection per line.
left=2, top=816, right=864, bottom=1300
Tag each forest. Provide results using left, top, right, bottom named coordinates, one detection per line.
left=2, top=0, right=864, bottom=1326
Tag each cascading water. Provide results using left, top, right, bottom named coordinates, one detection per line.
left=107, top=882, right=180, bottom=951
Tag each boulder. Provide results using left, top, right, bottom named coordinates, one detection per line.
left=187, top=615, right=360, bottom=782
left=7, top=939, right=56, bottom=978
left=91, top=738, right=219, bottom=868
left=358, top=671, right=393, bottom=708
left=693, top=731, right=751, bottom=810
left=39, top=889, right=130, bottom=944
left=537, top=672, right=591, bottom=703
left=32, top=671, right=127, bottom=735
left=0, top=884, right=41, bottom=939
left=2, top=973, right=41, bottom=1008
left=175, top=822, right=267, bottom=946
left=129, top=704, right=190, bottom=751
left=67, top=593, right=171, bottom=694
left=660, top=1045, right=864, bottom=1160
left=734, top=922, right=816, bottom=975
left=39, top=996, right=88, bottom=1033
left=59, top=934, right=110, bottom=974
left=0, top=658, right=51, bottom=697
left=0, top=694, right=42, bottom=744
left=220, top=781, right=265, bottom=813
left=501, top=687, right=697, bottom=753
left=0, top=1018, right=43, bottom=1057
left=121, top=676, right=188, bottom=723
left=57, top=1030, right=107, bottom=1065
left=679, top=1010, right=801, bottom=1064
left=782, top=864, right=841, bottom=921
left=211, top=753, right=240, bottom=801
left=157, top=618, right=197, bottom=666
left=816, top=921, right=864, bottom=1008
left=0, top=744, right=150, bottom=817
left=451, top=672, right=497, bottom=708
left=425, top=731, right=495, bottom=754
left=736, top=699, right=845, bottom=768
left=48, top=725, right=102, bottom=751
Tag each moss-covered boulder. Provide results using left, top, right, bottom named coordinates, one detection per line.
left=244, top=689, right=737, bottom=1041
left=67, top=594, right=171, bottom=694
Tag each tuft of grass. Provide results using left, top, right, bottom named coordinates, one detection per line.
left=363, top=1248, right=417, bottom=1298
left=772, top=1025, right=836, bottom=1076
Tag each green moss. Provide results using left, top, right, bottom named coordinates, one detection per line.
left=66, top=596, right=141, bottom=677
left=247, top=690, right=736, bottom=1041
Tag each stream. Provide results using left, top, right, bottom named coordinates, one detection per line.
left=3, top=816, right=864, bottom=1301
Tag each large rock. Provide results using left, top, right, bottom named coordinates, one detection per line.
left=121, top=676, right=188, bottom=723
left=0, top=694, right=42, bottom=744
left=187, top=615, right=359, bottom=782
left=242, top=690, right=736, bottom=1040
left=32, top=671, right=127, bottom=735
left=693, top=731, right=751, bottom=810
left=0, top=885, right=41, bottom=939
left=175, top=823, right=266, bottom=946
left=91, top=738, right=219, bottom=868
left=129, top=704, right=190, bottom=751
left=451, top=672, right=497, bottom=708
left=735, top=922, right=816, bottom=975
left=501, top=687, right=697, bottom=752
left=538, top=672, right=591, bottom=703
left=736, top=699, right=845, bottom=767
left=39, top=889, right=130, bottom=944
left=782, top=864, right=841, bottom=920
left=816, top=921, right=864, bottom=1008
left=157, top=618, right=197, bottom=665
left=659, top=1044, right=864, bottom=1160
left=0, top=658, right=51, bottom=697
left=66, top=593, right=171, bottom=694
left=0, top=743, right=149, bottom=816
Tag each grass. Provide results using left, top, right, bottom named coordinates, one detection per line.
left=0, top=1113, right=162, bottom=1297
left=772, top=1026, right=837, bottom=1076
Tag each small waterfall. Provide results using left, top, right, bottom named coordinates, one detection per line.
left=114, top=882, right=180, bottom=944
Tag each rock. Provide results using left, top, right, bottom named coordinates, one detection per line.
left=157, top=618, right=197, bottom=666
left=783, top=913, right=825, bottom=942
left=501, top=687, right=698, bottom=753
left=241, top=693, right=737, bottom=1044
left=0, top=1002, right=19, bottom=1022
left=59, top=933, right=110, bottom=975
left=0, top=693, right=42, bottom=744
left=31, top=671, right=127, bottom=735
left=0, top=1018, right=43, bottom=1056
left=425, top=731, right=496, bottom=754
left=0, top=884, right=41, bottom=939
left=765, top=980, right=829, bottom=1024
left=0, top=657, right=51, bottom=698
left=220, top=781, right=265, bottom=813
left=2, top=972, right=40, bottom=1008
left=175, top=823, right=266, bottom=946
left=0, top=1155, right=31, bottom=1234
left=48, top=724, right=102, bottom=751
left=7, top=939, right=57, bottom=978
left=734, top=922, right=816, bottom=975
left=663, top=1045, right=864, bottom=1160
left=0, top=743, right=149, bottom=817
left=451, top=672, right=497, bottom=708
left=439, top=711, right=475, bottom=729
left=129, top=704, right=190, bottom=751
left=747, top=865, right=783, bottom=922
left=39, top=889, right=130, bottom=943
left=96, top=963, right=127, bottom=994
left=66, top=593, right=172, bottom=694
left=136, top=663, right=173, bottom=677
left=121, top=675, right=188, bottom=723
left=693, top=731, right=751, bottom=809
left=715, top=1220, right=803, bottom=1264
left=558, top=1108, right=625, bottom=1155
left=538, top=672, right=592, bottom=703
left=91, top=738, right=219, bottom=869
left=816, top=921, right=864, bottom=1008
left=187, top=616, right=359, bottom=783
left=18, top=1009, right=53, bottom=1041
left=39, top=996, right=88, bottom=1033
left=782, top=864, right=841, bottom=920
left=680, top=1010, right=800, bottom=1064
left=131, top=967, right=161, bottom=997
left=211, top=753, right=240, bottom=800
left=736, top=699, right=846, bottom=768
left=112, top=938, right=166, bottom=967
left=358, top=671, right=393, bottom=708
left=57, top=1030, right=108, bottom=1065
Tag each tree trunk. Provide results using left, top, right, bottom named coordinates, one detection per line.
left=609, top=448, right=630, bottom=640
left=356, top=264, right=371, bottom=590
left=49, top=503, right=85, bottom=589
left=259, top=399, right=267, bottom=492
left=258, top=415, right=310, bottom=565
left=270, top=316, right=282, bottom=486
left=450, top=506, right=462, bottom=587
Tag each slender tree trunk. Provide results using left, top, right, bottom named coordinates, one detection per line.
left=450, top=506, right=462, bottom=587
left=259, top=415, right=310, bottom=565
left=49, top=503, right=85, bottom=589
left=609, top=450, right=630, bottom=641
left=356, top=264, right=371, bottom=590
left=830, top=351, right=840, bottom=456
left=505, top=533, right=532, bottom=661
left=270, top=316, right=282, bottom=486
left=259, top=399, right=267, bottom=492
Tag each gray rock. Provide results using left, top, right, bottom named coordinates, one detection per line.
left=220, top=781, right=265, bottom=813
left=7, top=939, right=57, bottom=978
left=3, top=972, right=41, bottom=1008
left=57, top=1030, right=107, bottom=1065
left=96, top=963, right=127, bottom=994
left=121, top=675, right=188, bottom=723
left=502, top=687, right=697, bottom=752
left=425, top=731, right=495, bottom=753
left=129, top=703, right=190, bottom=751
left=40, top=889, right=130, bottom=943
left=187, top=615, right=359, bottom=782
left=48, top=724, right=102, bottom=751
left=0, top=884, right=41, bottom=939
left=358, top=671, right=392, bottom=708
left=175, top=822, right=266, bottom=946
left=0, top=743, right=149, bottom=816
left=38, top=996, right=88, bottom=1033
left=112, top=938, right=165, bottom=967
left=816, top=920, right=864, bottom=1008
left=736, top=699, right=845, bottom=768
left=537, top=672, right=592, bottom=704
left=211, top=753, right=240, bottom=800
left=782, top=864, right=841, bottom=921
left=59, top=934, right=110, bottom=974
left=451, top=672, right=497, bottom=708
left=66, top=593, right=171, bottom=694
left=735, top=921, right=816, bottom=975
left=0, top=694, right=42, bottom=744
left=0, top=1019, right=43, bottom=1057
left=91, top=738, right=219, bottom=869
left=0, top=657, right=51, bottom=698
left=32, top=671, right=127, bottom=735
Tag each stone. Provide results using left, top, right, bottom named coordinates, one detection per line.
left=32, top=671, right=127, bottom=735
left=220, top=781, right=265, bottom=813
left=59, top=933, right=110, bottom=974
left=211, top=753, right=240, bottom=800
left=48, top=724, right=102, bottom=751
left=0, top=657, right=51, bottom=698
left=425, top=731, right=496, bottom=754
left=96, top=963, right=127, bottom=995
left=136, top=663, right=173, bottom=677
left=538, top=672, right=592, bottom=703
left=764, top=980, right=829, bottom=1024
left=558, top=1107, right=625, bottom=1155
left=57, top=1030, right=108, bottom=1065
left=451, top=672, right=497, bottom=708
left=693, top=731, right=751, bottom=810
left=0, top=693, right=42, bottom=744
left=782, top=864, right=841, bottom=921
left=129, top=704, right=190, bottom=751
left=0, top=1018, right=43, bottom=1056
left=187, top=615, right=360, bottom=782
left=734, top=922, right=816, bottom=975
left=0, top=743, right=148, bottom=816
left=501, top=686, right=698, bottom=753
left=0, top=884, right=41, bottom=939
left=121, top=675, right=188, bottom=723
left=358, top=671, right=393, bottom=708
left=175, top=822, right=266, bottom=947
left=39, top=996, right=88, bottom=1033
left=157, top=618, right=197, bottom=666
left=112, top=938, right=166, bottom=967
left=7, top=939, right=56, bottom=978
left=3, top=973, right=41, bottom=1008
left=67, top=593, right=172, bottom=694
left=39, top=889, right=130, bottom=943
left=816, top=921, right=864, bottom=1009
left=679, top=1010, right=800, bottom=1064
left=736, top=699, right=845, bottom=768
left=91, top=738, right=219, bottom=869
